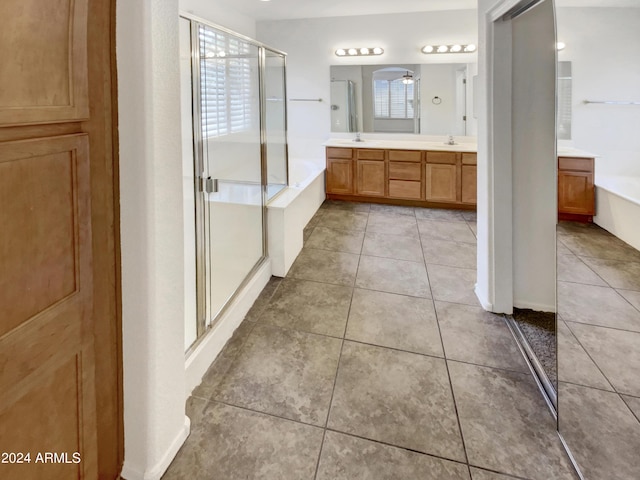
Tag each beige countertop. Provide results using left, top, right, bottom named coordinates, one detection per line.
left=324, top=138, right=598, bottom=158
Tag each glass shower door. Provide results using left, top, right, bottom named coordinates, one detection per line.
left=198, top=24, right=266, bottom=324
left=264, top=49, right=288, bottom=199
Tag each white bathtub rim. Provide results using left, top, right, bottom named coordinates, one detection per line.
left=595, top=175, right=640, bottom=208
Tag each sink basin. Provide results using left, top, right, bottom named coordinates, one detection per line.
left=331, top=139, right=380, bottom=147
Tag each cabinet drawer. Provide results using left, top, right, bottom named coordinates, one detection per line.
left=558, top=156, right=594, bottom=172
left=389, top=162, right=421, bottom=181
left=426, top=151, right=457, bottom=164
left=356, top=149, right=385, bottom=160
left=389, top=180, right=422, bottom=199
left=388, top=150, right=422, bottom=162
left=462, top=153, right=477, bottom=165
left=326, top=147, right=353, bottom=159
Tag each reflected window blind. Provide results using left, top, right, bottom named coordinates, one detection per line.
left=199, top=27, right=254, bottom=138
left=374, top=79, right=414, bottom=119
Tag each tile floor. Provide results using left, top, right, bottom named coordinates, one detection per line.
left=556, top=221, right=640, bottom=480
left=163, top=201, right=578, bottom=480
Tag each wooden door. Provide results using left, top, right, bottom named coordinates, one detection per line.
left=558, top=171, right=595, bottom=215
left=326, top=158, right=354, bottom=194
left=356, top=160, right=386, bottom=196
left=461, top=165, right=477, bottom=205
left=425, top=164, right=458, bottom=203
left=0, top=1, right=121, bottom=479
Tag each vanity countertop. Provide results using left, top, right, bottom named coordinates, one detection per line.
left=323, top=138, right=477, bottom=153
left=324, top=139, right=598, bottom=158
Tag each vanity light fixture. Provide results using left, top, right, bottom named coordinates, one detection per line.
left=422, top=43, right=477, bottom=54
left=335, top=47, right=384, bottom=57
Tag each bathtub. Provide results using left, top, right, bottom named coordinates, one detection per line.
left=594, top=175, right=640, bottom=251
left=267, top=159, right=326, bottom=277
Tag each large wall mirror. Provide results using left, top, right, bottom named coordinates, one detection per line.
left=330, top=63, right=478, bottom=136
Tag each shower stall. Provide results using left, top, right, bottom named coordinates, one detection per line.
left=180, top=16, right=288, bottom=350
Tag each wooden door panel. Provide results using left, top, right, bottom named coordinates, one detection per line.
left=0, top=134, right=97, bottom=478
left=461, top=165, right=477, bottom=204
left=327, top=158, right=353, bottom=194
left=356, top=160, right=385, bottom=196
left=426, top=164, right=458, bottom=202
left=558, top=171, right=594, bottom=215
left=0, top=0, right=89, bottom=126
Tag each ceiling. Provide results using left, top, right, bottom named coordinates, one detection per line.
left=216, top=0, right=640, bottom=22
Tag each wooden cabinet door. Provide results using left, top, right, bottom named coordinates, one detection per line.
left=356, top=160, right=385, bottom=196
left=327, top=158, right=354, bottom=194
left=558, top=171, right=595, bottom=215
left=461, top=165, right=477, bottom=205
left=0, top=1, right=120, bottom=478
left=425, top=164, right=458, bottom=203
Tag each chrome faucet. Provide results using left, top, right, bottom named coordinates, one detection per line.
left=353, top=132, right=363, bottom=142
left=445, top=134, right=456, bottom=145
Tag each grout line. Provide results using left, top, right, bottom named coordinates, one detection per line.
left=418, top=227, right=472, bottom=471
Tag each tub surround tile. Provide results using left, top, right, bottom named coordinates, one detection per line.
left=558, top=383, right=640, bottom=480
left=422, top=238, right=477, bottom=269
left=366, top=212, right=419, bottom=236
left=415, top=207, right=467, bottom=222
left=436, top=302, right=528, bottom=373
left=163, top=399, right=324, bottom=480
left=559, top=231, right=640, bottom=263
left=557, top=321, right=613, bottom=391
left=448, top=361, right=577, bottom=480
left=580, top=257, right=640, bottom=291
left=288, top=248, right=360, bottom=286
left=362, top=231, right=423, bottom=262
left=567, top=322, right=640, bottom=397
left=317, top=209, right=369, bottom=231
left=618, top=289, right=640, bottom=311
left=369, top=203, right=416, bottom=217
left=557, top=253, right=607, bottom=286
left=213, top=324, right=342, bottom=426
left=355, top=255, right=430, bottom=298
left=417, top=218, right=477, bottom=244
left=328, top=342, right=466, bottom=462
left=346, top=289, right=443, bottom=357
left=428, top=265, right=479, bottom=306
left=316, top=431, right=471, bottom=480
left=306, top=226, right=365, bottom=254
left=259, top=278, right=352, bottom=337
left=557, top=281, right=640, bottom=332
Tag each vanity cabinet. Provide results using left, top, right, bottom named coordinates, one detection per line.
left=558, top=156, right=595, bottom=221
left=356, top=149, right=386, bottom=197
left=326, top=147, right=354, bottom=195
left=325, top=146, right=477, bottom=209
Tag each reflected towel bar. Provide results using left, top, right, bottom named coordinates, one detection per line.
left=583, top=100, right=640, bottom=105
left=290, top=98, right=323, bottom=102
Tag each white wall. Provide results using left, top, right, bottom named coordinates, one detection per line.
left=118, top=0, right=261, bottom=479
left=256, top=10, right=478, bottom=159
left=179, top=0, right=256, bottom=37
left=118, top=1, right=189, bottom=479
left=556, top=7, right=640, bottom=177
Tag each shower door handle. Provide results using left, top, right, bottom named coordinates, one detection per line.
left=204, top=177, right=218, bottom=193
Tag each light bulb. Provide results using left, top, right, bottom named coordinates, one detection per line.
left=348, top=48, right=358, bottom=56
left=451, top=44, right=462, bottom=52
left=373, top=47, right=383, bottom=55
left=335, top=49, right=346, bottom=56
left=437, top=45, right=449, bottom=53
left=360, top=48, right=370, bottom=55
left=464, top=44, right=477, bottom=52
left=556, top=42, right=566, bottom=51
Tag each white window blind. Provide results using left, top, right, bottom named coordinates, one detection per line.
left=374, top=79, right=414, bottom=119
left=199, top=26, right=255, bottom=138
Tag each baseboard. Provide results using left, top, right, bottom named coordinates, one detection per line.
left=475, top=284, right=494, bottom=312
left=184, top=259, right=271, bottom=398
left=120, top=416, right=190, bottom=480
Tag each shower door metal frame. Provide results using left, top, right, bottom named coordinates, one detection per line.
left=182, top=13, right=288, bottom=348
